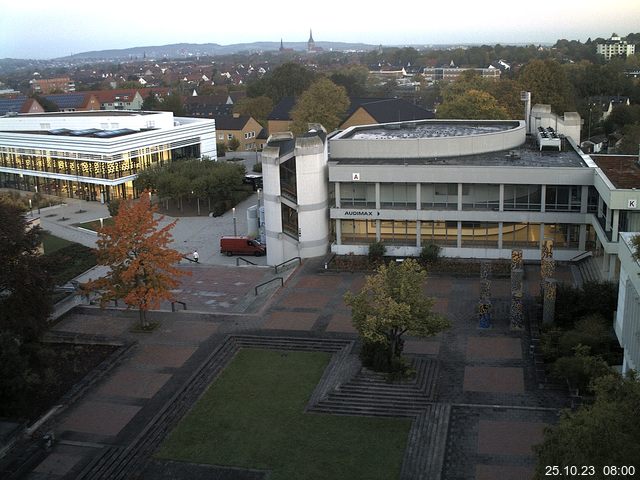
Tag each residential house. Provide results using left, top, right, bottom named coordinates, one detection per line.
left=30, top=77, right=75, bottom=94
left=43, top=93, right=101, bottom=112
left=184, top=95, right=234, bottom=118
left=215, top=114, right=262, bottom=151
left=0, top=97, right=44, bottom=116
left=88, top=89, right=145, bottom=110
left=596, top=34, right=636, bottom=60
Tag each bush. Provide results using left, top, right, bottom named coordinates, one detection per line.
left=252, top=162, right=262, bottom=173
left=216, top=142, right=227, bottom=157
left=107, top=198, right=121, bottom=217
left=420, top=243, right=441, bottom=264
left=555, top=281, right=618, bottom=329
left=359, top=339, right=414, bottom=380
left=550, top=345, right=611, bottom=393
left=228, top=137, right=240, bottom=151
left=368, top=241, right=386, bottom=263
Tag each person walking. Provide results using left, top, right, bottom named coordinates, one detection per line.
left=193, top=250, right=199, bottom=263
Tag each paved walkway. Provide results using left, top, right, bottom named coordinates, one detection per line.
left=16, top=257, right=572, bottom=480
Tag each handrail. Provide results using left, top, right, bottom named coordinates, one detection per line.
left=323, top=252, right=336, bottom=270
left=569, top=251, right=593, bottom=263
left=254, top=277, right=283, bottom=295
left=274, top=256, right=301, bottom=274
left=236, top=257, right=257, bottom=266
left=171, top=301, right=187, bottom=312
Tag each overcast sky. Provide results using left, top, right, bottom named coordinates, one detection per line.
left=1, top=0, right=639, bottom=59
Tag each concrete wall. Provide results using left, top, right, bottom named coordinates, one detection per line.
left=0, top=111, right=175, bottom=131
left=529, top=104, right=582, bottom=143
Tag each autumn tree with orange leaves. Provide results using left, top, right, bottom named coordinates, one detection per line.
left=84, top=191, right=188, bottom=327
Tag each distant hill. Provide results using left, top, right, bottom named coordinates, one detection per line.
left=58, top=41, right=378, bottom=60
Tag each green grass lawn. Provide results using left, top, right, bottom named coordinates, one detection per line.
left=156, top=349, right=411, bottom=480
left=42, top=233, right=74, bottom=254
left=42, top=233, right=97, bottom=285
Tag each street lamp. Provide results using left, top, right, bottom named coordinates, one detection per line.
left=232, top=207, right=237, bottom=236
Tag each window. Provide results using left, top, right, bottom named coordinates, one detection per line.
left=421, top=221, right=457, bottom=246
left=380, top=221, right=417, bottom=245
left=340, top=182, right=375, bottom=208
left=227, top=134, right=234, bottom=140
left=502, top=223, right=541, bottom=248
left=422, top=183, right=457, bottom=210
left=380, top=183, right=416, bottom=209
left=279, top=157, right=297, bottom=201
left=503, top=185, right=542, bottom=211
left=543, top=224, right=580, bottom=249
left=281, top=204, right=298, bottom=238
left=462, top=184, right=499, bottom=210
left=545, top=186, right=581, bottom=212
left=341, top=219, right=376, bottom=244
left=460, top=222, right=499, bottom=247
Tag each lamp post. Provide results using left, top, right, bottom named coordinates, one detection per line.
left=232, top=207, right=237, bottom=236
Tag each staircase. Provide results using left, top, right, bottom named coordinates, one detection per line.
left=310, top=357, right=439, bottom=417
left=576, top=255, right=602, bottom=284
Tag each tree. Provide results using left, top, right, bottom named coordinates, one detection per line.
left=330, top=65, right=369, bottom=97
left=227, top=137, right=241, bottom=151
left=0, top=200, right=52, bottom=342
left=141, top=91, right=160, bottom=110
left=534, top=372, right=640, bottom=478
left=247, top=62, right=316, bottom=104
left=83, top=192, right=188, bottom=327
left=233, top=96, right=273, bottom=127
left=618, top=123, right=640, bottom=154
left=344, top=259, right=450, bottom=371
left=518, top=59, right=576, bottom=114
left=290, top=78, right=349, bottom=133
left=437, top=89, right=509, bottom=120
left=161, top=93, right=185, bottom=116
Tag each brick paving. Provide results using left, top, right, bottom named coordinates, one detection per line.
left=10, top=259, right=575, bottom=480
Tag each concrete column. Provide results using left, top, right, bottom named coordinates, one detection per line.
left=580, top=185, right=589, bottom=214
left=375, top=183, right=380, bottom=210
left=457, top=221, right=462, bottom=248
left=335, top=219, right=342, bottom=245
left=376, top=219, right=380, bottom=241
left=540, top=185, right=546, bottom=213
left=539, top=224, right=545, bottom=249
left=602, top=252, right=610, bottom=275
left=416, top=220, right=421, bottom=247
left=612, top=210, right=620, bottom=239
left=579, top=224, right=587, bottom=250
left=416, top=183, right=421, bottom=210
left=335, top=182, right=341, bottom=208
left=499, top=184, right=504, bottom=212
left=606, top=206, right=612, bottom=232
left=498, top=222, right=503, bottom=249
left=457, top=183, right=463, bottom=211
left=598, top=196, right=604, bottom=218
left=608, top=254, right=617, bottom=281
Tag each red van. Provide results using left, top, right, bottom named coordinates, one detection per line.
left=220, top=236, right=266, bottom=256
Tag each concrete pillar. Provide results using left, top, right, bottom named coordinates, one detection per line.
left=499, top=184, right=504, bottom=212
left=498, top=222, right=503, bottom=249
left=612, top=210, right=620, bottom=240
left=579, top=224, right=587, bottom=251
left=335, top=219, right=342, bottom=245
left=608, top=254, right=617, bottom=281
left=540, top=185, right=546, bottom=213
left=416, top=184, right=421, bottom=210
left=457, top=183, right=463, bottom=211
left=375, top=183, right=380, bottom=210
left=416, top=220, right=421, bottom=247
left=598, top=196, right=603, bottom=218
left=580, top=185, right=589, bottom=214
left=335, top=182, right=341, bottom=208
left=457, top=221, right=462, bottom=248
left=606, top=205, right=612, bottom=232
left=376, top=219, right=380, bottom=241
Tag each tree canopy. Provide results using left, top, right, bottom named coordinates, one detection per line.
left=0, top=200, right=52, bottom=341
left=518, top=59, right=576, bottom=114
left=233, top=95, right=273, bottom=127
left=84, top=192, right=188, bottom=327
left=246, top=62, right=316, bottom=104
left=534, top=372, right=640, bottom=478
left=344, top=259, right=450, bottom=366
left=290, top=78, right=350, bottom=133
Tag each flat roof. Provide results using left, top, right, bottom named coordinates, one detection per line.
left=5, top=110, right=159, bottom=117
left=0, top=128, right=150, bottom=139
left=341, top=121, right=520, bottom=140
left=331, top=137, right=587, bottom=168
left=592, top=155, right=640, bottom=189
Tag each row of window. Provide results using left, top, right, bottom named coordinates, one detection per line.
left=337, top=183, right=596, bottom=213
left=339, top=220, right=589, bottom=249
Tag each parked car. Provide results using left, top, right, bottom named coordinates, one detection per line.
left=243, top=174, right=263, bottom=191
left=220, top=236, right=266, bottom=256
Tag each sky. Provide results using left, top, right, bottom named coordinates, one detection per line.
left=1, top=0, right=639, bottom=59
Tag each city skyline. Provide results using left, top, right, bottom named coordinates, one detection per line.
left=1, top=0, right=640, bottom=59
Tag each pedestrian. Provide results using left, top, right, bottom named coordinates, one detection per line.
left=193, top=250, right=199, bottom=263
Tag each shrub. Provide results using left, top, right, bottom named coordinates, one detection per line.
left=368, top=241, right=386, bottom=262
left=107, top=198, right=121, bottom=217
left=252, top=162, right=263, bottom=173
left=557, top=314, right=611, bottom=357
left=228, top=137, right=240, bottom=151
left=420, top=243, right=441, bottom=264
left=550, top=345, right=611, bottom=393
left=216, top=142, right=227, bottom=157
left=555, top=281, right=618, bottom=329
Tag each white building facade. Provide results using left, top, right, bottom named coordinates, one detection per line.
left=0, top=110, right=216, bottom=201
left=615, top=233, right=640, bottom=374
left=596, top=35, right=636, bottom=60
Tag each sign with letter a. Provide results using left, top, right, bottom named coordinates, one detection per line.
left=352, top=173, right=360, bottom=181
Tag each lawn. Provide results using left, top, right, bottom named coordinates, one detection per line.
left=42, top=233, right=97, bottom=285
left=156, top=349, right=411, bottom=480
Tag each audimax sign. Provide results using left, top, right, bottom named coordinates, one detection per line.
left=344, top=210, right=380, bottom=216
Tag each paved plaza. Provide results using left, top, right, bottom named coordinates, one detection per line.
left=3, top=195, right=573, bottom=479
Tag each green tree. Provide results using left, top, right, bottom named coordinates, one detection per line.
left=518, top=59, right=576, bottom=113
left=344, top=259, right=450, bottom=369
left=534, top=372, right=640, bottom=478
left=233, top=95, right=273, bottom=127
left=247, top=62, right=316, bottom=104
left=0, top=200, right=52, bottom=342
left=227, top=137, right=240, bottom=151
left=330, top=65, right=369, bottom=97
left=618, top=123, right=640, bottom=154
left=290, top=78, right=349, bottom=133
left=437, top=89, right=509, bottom=119
left=141, top=91, right=160, bottom=110
left=161, top=93, right=185, bottom=116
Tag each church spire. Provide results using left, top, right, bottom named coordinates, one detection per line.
left=307, top=29, right=316, bottom=52
left=308, top=29, right=314, bottom=43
